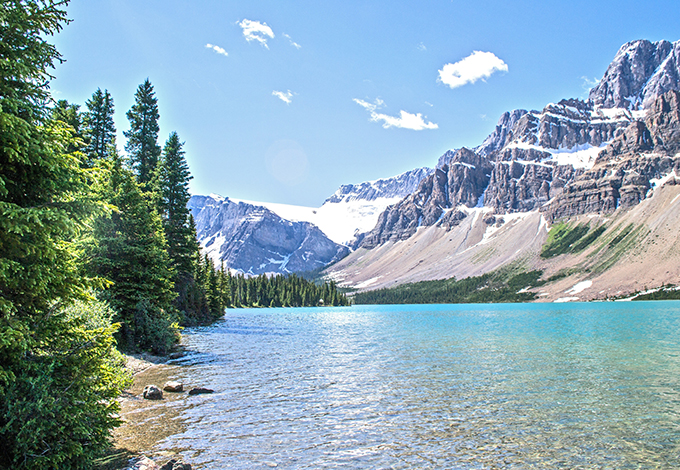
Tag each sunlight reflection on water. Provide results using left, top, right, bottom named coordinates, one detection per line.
left=139, top=302, right=680, bottom=469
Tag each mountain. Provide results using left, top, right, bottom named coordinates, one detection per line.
left=189, top=195, right=349, bottom=275
left=189, top=167, right=433, bottom=274
left=326, top=39, right=680, bottom=301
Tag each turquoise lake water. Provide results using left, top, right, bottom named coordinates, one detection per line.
left=159, top=302, right=680, bottom=469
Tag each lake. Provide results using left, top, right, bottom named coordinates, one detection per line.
left=126, top=301, right=680, bottom=469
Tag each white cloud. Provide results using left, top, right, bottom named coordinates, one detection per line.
left=418, top=42, right=427, bottom=52
left=238, top=19, right=274, bottom=48
left=273, top=90, right=294, bottom=104
left=438, top=51, right=508, bottom=89
left=353, top=98, right=438, bottom=131
left=205, top=43, right=228, bottom=57
left=581, top=76, right=600, bottom=92
left=283, top=33, right=301, bottom=49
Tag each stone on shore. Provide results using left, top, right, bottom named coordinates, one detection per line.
left=142, top=384, right=163, bottom=400
left=163, top=381, right=184, bottom=392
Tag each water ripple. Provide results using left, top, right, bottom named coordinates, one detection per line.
left=150, top=302, right=680, bottom=469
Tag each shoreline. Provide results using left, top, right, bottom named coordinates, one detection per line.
left=98, top=351, right=188, bottom=470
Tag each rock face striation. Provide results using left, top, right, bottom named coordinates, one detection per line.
left=360, top=39, right=680, bottom=248
left=189, top=195, right=349, bottom=275
left=545, top=90, right=680, bottom=221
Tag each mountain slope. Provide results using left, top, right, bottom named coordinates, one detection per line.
left=326, top=39, right=680, bottom=300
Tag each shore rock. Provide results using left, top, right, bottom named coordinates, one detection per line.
left=163, top=381, right=184, bottom=393
left=142, top=385, right=163, bottom=400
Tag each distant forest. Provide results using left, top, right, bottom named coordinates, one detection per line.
left=353, top=269, right=544, bottom=304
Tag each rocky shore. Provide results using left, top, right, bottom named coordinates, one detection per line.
left=101, top=351, right=196, bottom=470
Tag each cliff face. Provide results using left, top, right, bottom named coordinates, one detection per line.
left=545, top=90, right=680, bottom=221
left=589, top=39, right=680, bottom=109
left=362, top=148, right=491, bottom=248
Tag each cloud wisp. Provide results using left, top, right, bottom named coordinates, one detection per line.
left=205, top=43, right=228, bottom=57
left=238, top=19, right=274, bottom=48
left=438, top=51, right=508, bottom=89
left=581, top=76, right=600, bottom=93
left=353, top=98, right=438, bottom=130
left=273, top=90, right=294, bottom=104
left=283, top=33, right=301, bottom=49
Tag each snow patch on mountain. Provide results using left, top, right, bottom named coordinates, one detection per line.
left=232, top=196, right=403, bottom=246
left=504, top=141, right=609, bottom=170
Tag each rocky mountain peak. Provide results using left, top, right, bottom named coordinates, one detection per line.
left=589, top=39, right=679, bottom=109
left=475, top=109, right=529, bottom=157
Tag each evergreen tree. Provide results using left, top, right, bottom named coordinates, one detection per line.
left=158, top=132, right=196, bottom=276
left=88, top=155, right=178, bottom=353
left=50, top=99, right=85, bottom=155
left=84, top=87, right=116, bottom=165
left=0, top=2, right=129, bottom=468
left=124, top=78, right=161, bottom=186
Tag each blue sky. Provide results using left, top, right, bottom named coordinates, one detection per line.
left=51, top=0, right=680, bottom=206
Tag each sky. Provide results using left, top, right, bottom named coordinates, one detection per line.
left=51, top=0, right=680, bottom=207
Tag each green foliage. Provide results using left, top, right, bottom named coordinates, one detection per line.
left=84, top=88, right=116, bottom=165
left=50, top=99, right=84, bottom=154
left=124, top=79, right=161, bottom=187
left=1, top=297, right=130, bottom=470
left=87, top=158, right=178, bottom=352
left=353, top=269, right=544, bottom=305
left=632, top=285, right=680, bottom=301
left=540, top=222, right=605, bottom=258
left=608, top=223, right=634, bottom=247
left=0, top=3, right=132, bottom=467
left=132, top=299, right=181, bottom=355
left=158, top=132, right=194, bottom=273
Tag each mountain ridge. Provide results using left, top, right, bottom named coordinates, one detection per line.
left=189, top=167, right=434, bottom=274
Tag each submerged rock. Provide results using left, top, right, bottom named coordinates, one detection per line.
left=128, top=456, right=159, bottom=470
left=188, top=387, right=214, bottom=395
left=160, top=459, right=192, bottom=470
left=142, top=384, right=163, bottom=400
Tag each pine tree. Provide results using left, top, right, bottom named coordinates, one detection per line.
left=158, top=132, right=195, bottom=276
left=124, top=78, right=161, bottom=186
left=89, top=155, right=178, bottom=353
left=51, top=99, right=85, bottom=155
left=84, top=87, right=116, bottom=165
left=0, top=2, right=129, bottom=468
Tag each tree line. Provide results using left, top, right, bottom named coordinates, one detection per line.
left=0, top=1, right=346, bottom=468
left=353, top=269, right=544, bottom=304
